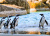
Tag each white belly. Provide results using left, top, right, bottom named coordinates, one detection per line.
left=1, top=21, right=5, bottom=28
left=40, top=17, right=45, bottom=26
left=15, top=19, right=18, bottom=27
left=8, top=20, right=12, bottom=29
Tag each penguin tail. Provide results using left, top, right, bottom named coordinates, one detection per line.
left=45, top=20, right=48, bottom=25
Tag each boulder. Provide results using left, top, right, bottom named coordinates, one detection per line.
left=0, top=10, right=27, bottom=17
left=0, top=4, right=25, bottom=11
left=0, top=0, right=30, bottom=14
left=0, top=4, right=27, bottom=17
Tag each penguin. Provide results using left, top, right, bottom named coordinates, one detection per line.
left=0, top=17, right=6, bottom=29
left=10, top=14, right=19, bottom=29
left=39, top=14, right=48, bottom=28
left=13, top=14, right=19, bottom=27
left=4, top=16, right=12, bottom=29
left=0, top=17, right=6, bottom=25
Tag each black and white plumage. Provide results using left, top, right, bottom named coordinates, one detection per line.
left=39, top=14, right=48, bottom=28
left=4, top=16, right=11, bottom=29
left=0, top=17, right=6, bottom=29
left=0, top=17, right=6, bottom=24
left=10, top=14, right=19, bottom=29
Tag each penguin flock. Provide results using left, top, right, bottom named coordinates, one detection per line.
left=0, top=14, right=19, bottom=29
left=0, top=14, right=48, bottom=29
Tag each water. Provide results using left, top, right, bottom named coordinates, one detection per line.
left=0, top=11, right=50, bottom=35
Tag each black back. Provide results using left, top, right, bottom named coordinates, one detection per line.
left=13, top=17, right=17, bottom=27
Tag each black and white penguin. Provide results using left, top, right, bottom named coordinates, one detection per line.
left=14, top=14, right=19, bottom=27
left=0, top=17, right=6, bottom=29
left=0, top=17, right=6, bottom=24
left=4, top=16, right=11, bottom=29
left=39, top=14, right=48, bottom=28
left=10, top=14, right=19, bottom=29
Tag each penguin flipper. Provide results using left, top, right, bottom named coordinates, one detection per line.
left=39, top=18, right=42, bottom=27
left=45, top=20, right=48, bottom=25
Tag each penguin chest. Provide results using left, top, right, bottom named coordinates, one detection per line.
left=15, top=20, right=18, bottom=27
left=8, top=20, right=12, bottom=29
left=40, top=17, right=45, bottom=26
left=1, top=21, right=5, bottom=26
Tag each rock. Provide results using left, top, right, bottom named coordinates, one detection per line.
left=0, top=4, right=25, bottom=11
left=38, top=0, right=47, bottom=2
left=0, top=4, right=27, bottom=17
left=46, top=0, right=50, bottom=9
left=0, top=4, right=14, bottom=11
left=30, top=8, right=36, bottom=12
left=46, top=0, right=50, bottom=4
left=0, top=10, right=27, bottom=17
left=0, top=0, right=30, bottom=14
left=0, top=0, right=5, bottom=3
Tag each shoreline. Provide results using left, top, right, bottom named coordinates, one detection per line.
left=0, top=34, right=49, bottom=36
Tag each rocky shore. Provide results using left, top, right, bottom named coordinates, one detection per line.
left=0, top=4, right=27, bottom=17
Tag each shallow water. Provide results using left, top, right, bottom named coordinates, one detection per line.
left=0, top=11, right=50, bottom=35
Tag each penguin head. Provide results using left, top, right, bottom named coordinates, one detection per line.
left=8, top=16, right=12, bottom=18
left=2, top=17, right=6, bottom=21
left=2, top=17, right=6, bottom=19
left=40, top=14, right=44, bottom=16
left=16, top=14, right=20, bottom=17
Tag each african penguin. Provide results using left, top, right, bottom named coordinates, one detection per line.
left=0, top=17, right=6, bottom=25
left=0, top=17, right=6, bottom=29
left=10, top=14, right=19, bottom=29
left=4, top=16, right=11, bottom=29
left=14, top=14, right=19, bottom=27
left=39, top=14, right=48, bottom=28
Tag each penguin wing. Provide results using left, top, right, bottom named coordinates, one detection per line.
left=45, top=20, right=48, bottom=25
